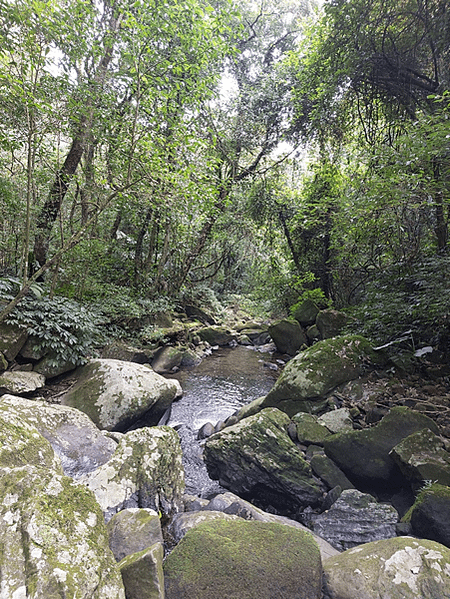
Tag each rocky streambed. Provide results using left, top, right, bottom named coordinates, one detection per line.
left=2, top=325, right=450, bottom=598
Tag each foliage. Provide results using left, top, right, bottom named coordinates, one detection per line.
left=0, top=278, right=103, bottom=367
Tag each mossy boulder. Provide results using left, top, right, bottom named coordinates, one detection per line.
left=390, top=428, right=450, bottom=486
left=151, top=345, right=185, bottom=373
left=261, top=335, right=381, bottom=416
left=107, top=508, right=164, bottom=562
left=309, top=454, right=355, bottom=491
left=118, top=543, right=164, bottom=599
left=316, top=309, right=348, bottom=339
left=268, top=319, right=308, bottom=355
left=164, top=518, right=322, bottom=599
left=292, top=412, right=331, bottom=445
left=292, top=299, right=320, bottom=326
left=0, top=321, right=28, bottom=360
left=0, top=370, right=46, bottom=395
left=0, top=394, right=117, bottom=477
left=0, top=464, right=125, bottom=598
left=323, top=536, right=450, bottom=599
left=204, top=408, right=323, bottom=512
left=324, top=406, right=440, bottom=490
left=60, top=359, right=180, bottom=431
left=407, top=484, right=450, bottom=548
left=197, top=325, right=235, bottom=346
left=78, top=426, right=185, bottom=522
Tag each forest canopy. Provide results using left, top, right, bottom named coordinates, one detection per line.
left=0, top=0, right=449, bottom=357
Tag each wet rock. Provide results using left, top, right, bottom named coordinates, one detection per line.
left=151, top=346, right=184, bottom=373
left=0, top=394, right=117, bottom=477
left=323, top=406, right=440, bottom=491
left=268, top=319, right=308, bottom=355
left=308, top=489, right=398, bottom=551
left=197, top=422, right=215, bottom=439
left=197, top=326, right=236, bottom=346
left=261, top=335, right=382, bottom=417
left=164, top=519, right=322, bottom=599
left=78, top=426, right=185, bottom=522
left=204, top=408, right=323, bottom=513
left=323, top=536, right=450, bottom=599
left=107, top=508, right=163, bottom=562
left=390, top=427, right=450, bottom=486
left=60, top=359, right=181, bottom=431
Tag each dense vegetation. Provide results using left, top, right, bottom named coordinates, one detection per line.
left=0, top=0, right=449, bottom=361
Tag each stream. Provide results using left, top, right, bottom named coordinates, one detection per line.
left=167, top=345, right=279, bottom=497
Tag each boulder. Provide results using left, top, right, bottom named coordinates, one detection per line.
left=185, top=304, right=216, bottom=324
left=390, top=428, right=450, bottom=486
left=107, top=508, right=164, bottom=562
left=0, top=394, right=117, bottom=477
left=0, top=322, right=27, bottom=360
left=164, top=518, right=322, bottom=599
left=292, top=412, right=331, bottom=445
left=316, top=309, right=348, bottom=339
left=0, top=464, right=125, bottom=599
left=202, top=491, right=339, bottom=561
left=408, top=483, right=450, bottom=548
left=261, top=335, right=381, bottom=417
left=318, top=407, right=353, bottom=433
left=323, top=536, right=450, bottom=599
left=167, top=510, right=239, bottom=544
left=197, top=326, right=235, bottom=346
left=323, top=406, right=440, bottom=490
left=78, top=426, right=184, bottom=522
left=309, top=454, right=355, bottom=491
left=308, top=489, right=398, bottom=551
left=151, top=345, right=184, bottom=373
left=60, top=359, right=180, bottom=431
left=292, top=299, right=320, bottom=326
left=33, top=352, right=80, bottom=378
left=0, top=370, right=46, bottom=394
left=268, top=319, right=308, bottom=355
left=204, top=408, right=323, bottom=513
left=118, top=543, right=164, bottom=599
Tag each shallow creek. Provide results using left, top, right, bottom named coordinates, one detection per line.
left=167, top=345, right=279, bottom=497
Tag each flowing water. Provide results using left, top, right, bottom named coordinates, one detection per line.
left=167, top=345, right=279, bottom=497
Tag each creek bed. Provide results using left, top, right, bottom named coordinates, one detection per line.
left=167, top=345, right=279, bottom=497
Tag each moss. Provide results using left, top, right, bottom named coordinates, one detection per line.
left=402, top=483, right=450, bottom=522
left=164, top=519, right=321, bottom=599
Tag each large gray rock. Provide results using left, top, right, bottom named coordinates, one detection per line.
left=151, top=345, right=184, bottom=373
left=308, top=489, right=398, bottom=551
left=261, top=335, right=381, bottom=416
left=316, top=309, right=348, bottom=339
left=323, top=536, right=450, bottom=599
left=197, top=326, right=235, bottom=346
left=390, top=428, right=450, bottom=486
left=0, top=370, right=46, bottom=394
left=167, top=510, right=239, bottom=544
left=292, top=299, right=320, bottom=326
left=204, top=408, right=323, bottom=513
left=309, top=454, right=355, bottom=491
left=79, top=426, right=185, bottom=522
left=164, top=518, right=322, bottom=599
left=60, top=359, right=181, bottom=431
left=0, top=394, right=118, bottom=477
left=268, top=319, right=308, bottom=355
left=324, top=406, right=440, bottom=490
left=0, top=464, right=126, bottom=599
left=107, top=508, right=164, bottom=562
left=409, top=483, right=450, bottom=548
left=0, top=322, right=27, bottom=360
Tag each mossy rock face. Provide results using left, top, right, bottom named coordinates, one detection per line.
left=292, top=412, right=331, bottom=445
left=0, top=322, right=28, bottom=360
left=408, top=484, right=450, bottom=548
left=390, top=428, right=450, bottom=486
left=324, top=407, right=440, bottom=490
left=79, top=426, right=185, bottom=522
left=151, top=345, right=185, bottom=373
left=60, top=359, right=180, bottom=431
left=268, top=319, right=308, bottom=356
left=292, top=299, right=320, bottom=326
left=323, top=536, right=450, bottom=599
left=204, top=408, right=323, bottom=512
left=0, top=394, right=117, bottom=477
left=197, top=326, right=235, bottom=346
left=0, top=464, right=125, bottom=599
left=164, top=518, right=322, bottom=599
left=107, top=508, right=164, bottom=562
left=316, top=309, right=348, bottom=339
left=119, top=543, right=164, bottom=599
left=262, top=335, right=382, bottom=417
